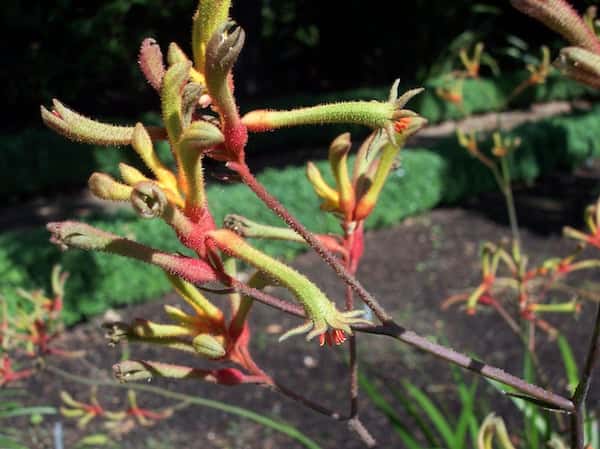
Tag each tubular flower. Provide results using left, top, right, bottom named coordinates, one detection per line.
left=104, top=270, right=271, bottom=385
left=59, top=389, right=118, bottom=429
left=243, top=80, right=423, bottom=143
left=0, top=355, right=33, bottom=386
left=459, top=42, right=485, bottom=78
left=511, top=0, right=600, bottom=54
left=564, top=196, right=600, bottom=248
left=207, top=229, right=371, bottom=342
left=491, top=131, right=521, bottom=158
left=307, top=112, right=426, bottom=223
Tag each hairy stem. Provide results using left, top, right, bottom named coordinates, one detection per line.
left=345, top=226, right=361, bottom=419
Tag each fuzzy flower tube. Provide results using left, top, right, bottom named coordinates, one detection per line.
left=207, top=229, right=371, bottom=342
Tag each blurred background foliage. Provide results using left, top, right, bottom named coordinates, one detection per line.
left=3, top=0, right=596, bottom=131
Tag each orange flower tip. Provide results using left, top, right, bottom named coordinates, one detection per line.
left=318, top=329, right=347, bottom=347
left=333, top=329, right=346, bottom=345
left=466, top=307, right=476, bottom=316
left=393, top=117, right=411, bottom=133
left=482, top=274, right=495, bottom=287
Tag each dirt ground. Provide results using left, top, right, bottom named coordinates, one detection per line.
left=13, top=174, right=600, bottom=449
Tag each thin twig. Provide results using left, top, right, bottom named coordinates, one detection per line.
left=273, top=381, right=343, bottom=420
left=347, top=285, right=359, bottom=418
left=275, top=380, right=377, bottom=448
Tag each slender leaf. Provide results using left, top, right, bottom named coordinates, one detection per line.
left=584, top=412, right=599, bottom=449
left=0, top=402, right=22, bottom=411
left=454, top=379, right=479, bottom=449
left=358, top=374, right=422, bottom=449
left=523, top=346, right=540, bottom=449
left=387, top=384, right=441, bottom=447
left=0, top=406, right=56, bottom=418
left=403, top=380, right=456, bottom=448
left=0, top=390, right=26, bottom=399
left=0, top=434, right=29, bottom=449
left=450, top=365, right=481, bottom=447
left=557, top=335, right=579, bottom=393
left=486, top=379, right=549, bottom=435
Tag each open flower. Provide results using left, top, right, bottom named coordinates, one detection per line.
left=307, top=113, right=426, bottom=223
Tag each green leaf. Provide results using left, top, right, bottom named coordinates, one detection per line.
left=358, top=373, right=422, bottom=449
left=388, top=384, right=441, bottom=447
left=0, top=402, right=22, bottom=411
left=454, top=379, right=479, bottom=449
left=0, top=406, right=56, bottom=418
left=586, top=412, right=599, bottom=449
left=557, top=335, right=579, bottom=393
left=0, top=434, right=29, bottom=449
left=403, top=380, right=456, bottom=448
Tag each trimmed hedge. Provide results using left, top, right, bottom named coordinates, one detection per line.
left=1, top=104, right=599, bottom=324
left=3, top=72, right=596, bottom=201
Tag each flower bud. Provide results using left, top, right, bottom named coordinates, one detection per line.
left=192, top=333, right=226, bottom=359
left=119, top=163, right=150, bottom=186
left=555, top=46, right=600, bottom=89
left=89, top=173, right=133, bottom=202
left=139, top=38, right=165, bottom=91
left=41, top=100, right=133, bottom=146
left=328, top=133, right=355, bottom=220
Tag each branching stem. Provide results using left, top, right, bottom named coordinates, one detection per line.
left=229, top=160, right=392, bottom=323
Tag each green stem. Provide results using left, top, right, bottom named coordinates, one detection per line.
left=500, top=156, right=521, bottom=249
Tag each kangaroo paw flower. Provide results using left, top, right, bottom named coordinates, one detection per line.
left=139, top=38, right=166, bottom=91
left=208, top=229, right=371, bottom=342
left=41, top=100, right=135, bottom=146
left=555, top=46, right=600, bottom=88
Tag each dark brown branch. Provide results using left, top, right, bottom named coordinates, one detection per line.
left=346, top=284, right=359, bottom=418
left=356, top=321, right=575, bottom=413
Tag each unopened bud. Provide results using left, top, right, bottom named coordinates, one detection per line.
left=89, top=173, right=132, bottom=202
left=192, top=333, right=227, bottom=359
